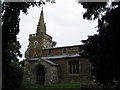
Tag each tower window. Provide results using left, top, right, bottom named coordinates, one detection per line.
left=34, top=41, right=39, bottom=48
left=48, top=49, right=51, bottom=55
left=68, top=60, right=80, bottom=74
left=63, top=48, right=67, bottom=54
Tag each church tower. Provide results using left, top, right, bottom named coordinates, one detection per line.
left=25, top=8, right=56, bottom=59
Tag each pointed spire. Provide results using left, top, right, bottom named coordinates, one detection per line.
left=36, top=7, right=46, bottom=35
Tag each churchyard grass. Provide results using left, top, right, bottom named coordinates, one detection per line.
left=17, top=82, right=91, bottom=90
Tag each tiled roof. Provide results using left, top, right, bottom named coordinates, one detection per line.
left=44, top=59, right=59, bottom=66
left=28, top=57, right=59, bottom=66
left=29, top=58, right=39, bottom=61
left=42, top=45, right=81, bottom=50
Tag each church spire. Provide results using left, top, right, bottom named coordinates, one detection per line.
left=36, top=7, right=46, bottom=35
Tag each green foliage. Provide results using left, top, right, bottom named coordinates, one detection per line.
left=81, top=1, right=120, bottom=86
left=2, top=2, right=42, bottom=89
left=19, top=59, right=26, bottom=68
left=5, top=62, right=23, bottom=89
left=21, top=81, right=31, bottom=88
left=80, top=2, right=108, bottom=20
left=2, top=2, right=41, bottom=63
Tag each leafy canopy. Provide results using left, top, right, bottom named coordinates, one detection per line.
left=80, top=1, right=120, bottom=85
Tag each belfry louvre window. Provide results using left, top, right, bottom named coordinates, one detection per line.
left=48, top=49, right=51, bottom=55
left=68, top=61, right=79, bottom=74
left=63, top=48, right=67, bottom=54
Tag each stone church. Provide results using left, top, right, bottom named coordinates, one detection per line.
left=24, top=8, right=91, bottom=86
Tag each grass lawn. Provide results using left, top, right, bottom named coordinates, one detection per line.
left=39, top=82, right=82, bottom=88
left=16, top=82, right=90, bottom=90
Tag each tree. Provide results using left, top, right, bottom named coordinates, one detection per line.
left=2, top=2, right=42, bottom=89
left=2, top=2, right=35, bottom=88
left=80, top=1, right=120, bottom=86
left=5, top=62, right=24, bottom=88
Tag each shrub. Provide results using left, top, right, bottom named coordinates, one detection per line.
left=6, top=62, right=23, bottom=88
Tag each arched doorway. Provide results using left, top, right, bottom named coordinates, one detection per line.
left=36, top=65, right=45, bottom=85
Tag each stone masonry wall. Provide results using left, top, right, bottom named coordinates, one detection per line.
left=51, top=57, right=91, bottom=83
left=41, top=45, right=80, bottom=57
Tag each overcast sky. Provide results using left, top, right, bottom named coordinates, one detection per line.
left=17, top=0, right=98, bottom=60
